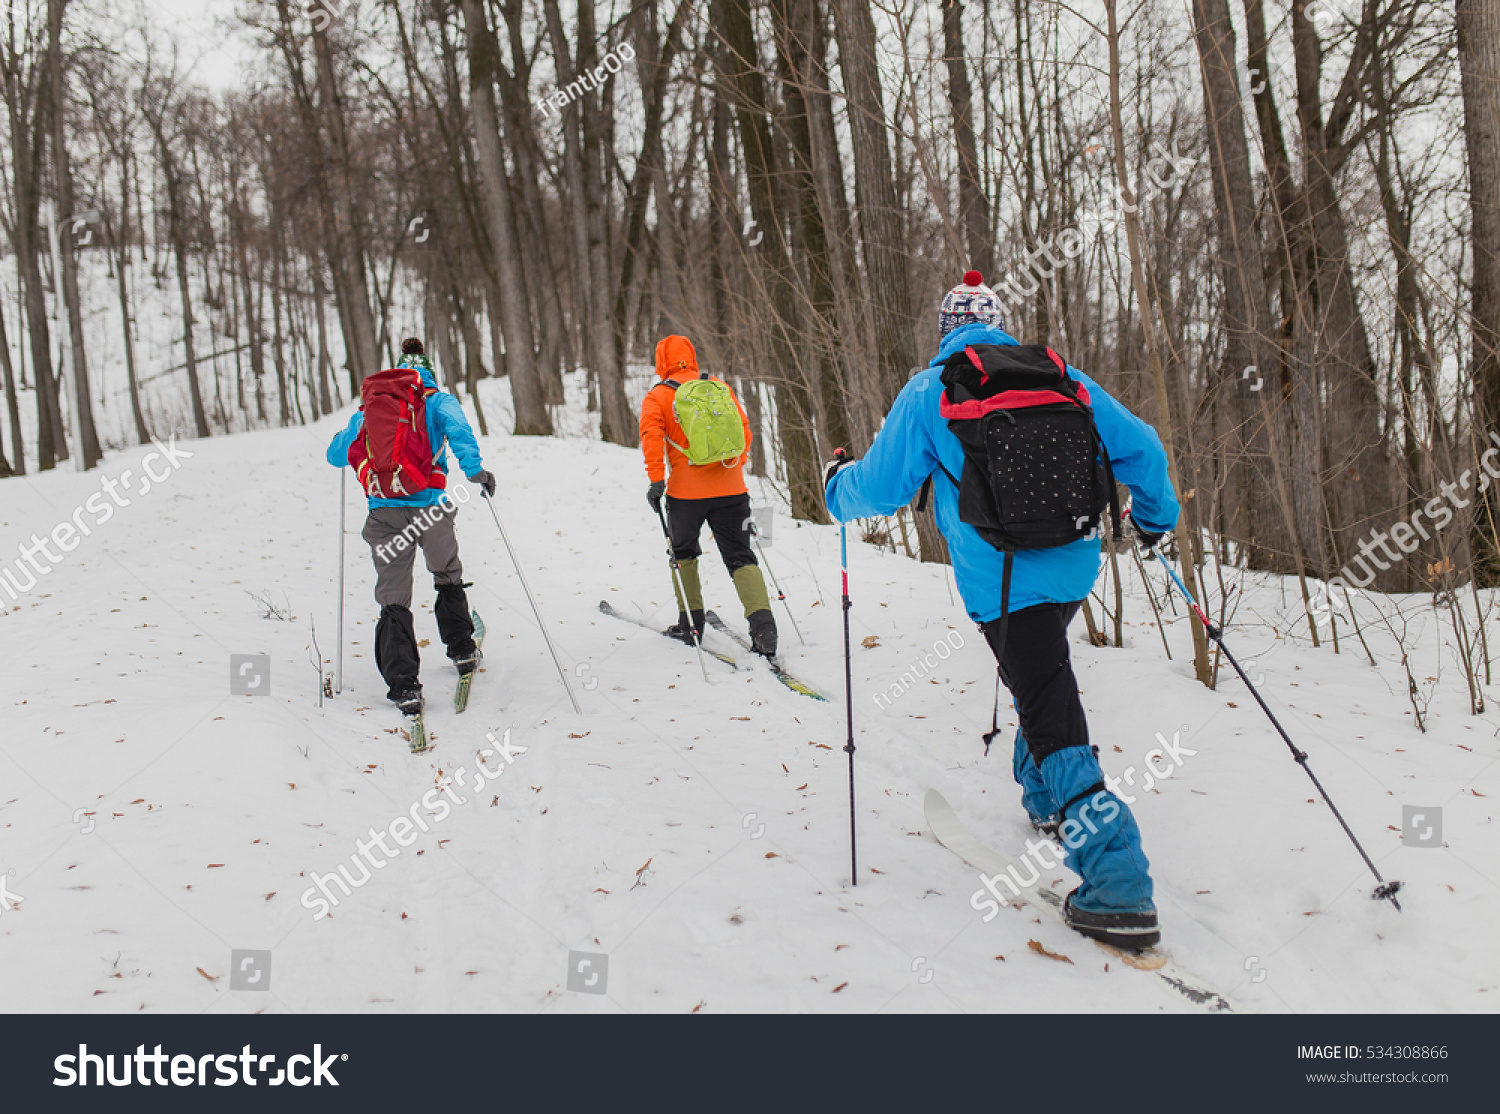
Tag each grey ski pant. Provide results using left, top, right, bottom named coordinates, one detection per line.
left=362, top=502, right=465, bottom=609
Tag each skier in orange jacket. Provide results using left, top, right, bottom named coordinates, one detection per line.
left=640, top=335, right=778, bottom=656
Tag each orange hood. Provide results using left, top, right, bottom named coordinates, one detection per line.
left=654, top=335, right=698, bottom=380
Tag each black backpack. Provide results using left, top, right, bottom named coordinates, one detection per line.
left=918, top=343, right=1121, bottom=751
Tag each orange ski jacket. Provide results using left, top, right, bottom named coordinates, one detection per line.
left=639, top=335, right=753, bottom=500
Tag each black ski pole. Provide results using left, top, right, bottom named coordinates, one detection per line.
left=1152, top=548, right=1402, bottom=910
left=840, top=522, right=858, bottom=887
left=655, top=503, right=711, bottom=683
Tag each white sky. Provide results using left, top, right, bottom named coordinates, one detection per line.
left=140, top=0, right=256, bottom=90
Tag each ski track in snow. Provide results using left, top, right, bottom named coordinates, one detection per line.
left=1, top=376, right=1498, bottom=1014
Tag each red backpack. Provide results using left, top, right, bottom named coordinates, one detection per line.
left=349, top=368, right=446, bottom=499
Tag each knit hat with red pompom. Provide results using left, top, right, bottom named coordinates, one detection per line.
left=938, top=270, right=1005, bottom=341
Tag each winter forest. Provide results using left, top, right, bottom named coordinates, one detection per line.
left=3, top=0, right=1500, bottom=1029
left=7, top=0, right=1495, bottom=592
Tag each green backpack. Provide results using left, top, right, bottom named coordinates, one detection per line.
left=664, top=373, right=747, bottom=466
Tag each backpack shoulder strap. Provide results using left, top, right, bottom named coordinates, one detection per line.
left=660, top=379, right=681, bottom=391
left=914, top=461, right=961, bottom=513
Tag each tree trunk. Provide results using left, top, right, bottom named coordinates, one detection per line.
left=48, top=0, right=100, bottom=467
left=833, top=0, right=918, bottom=412
left=1189, top=0, right=1274, bottom=560
left=4, top=54, right=60, bottom=469
left=1460, top=0, right=1500, bottom=581
left=942, top=0, right=992, bottom=275
left=1105, top=0, right=1212, bottom=685
left=834, top=0, right=942, bottom=556
left=459, top=0, right=550, bottom=436
left=310, top=24, right=380, bottom=380
left=0, top=286, right=21, bottom=473
left=773, top=0, right=855, bottom=456
left=721, top=0, right=828, bottom=522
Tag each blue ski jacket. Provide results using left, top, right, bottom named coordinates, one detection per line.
left=825, top=322, right=1178, bottom=623
left=325, top=365, right=485, bottom=509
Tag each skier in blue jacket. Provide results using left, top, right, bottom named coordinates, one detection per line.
left=326, top=338, right=495, bottom=714
left=824, top=273, right=1179, bottom=949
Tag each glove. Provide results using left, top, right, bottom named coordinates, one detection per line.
left=647, top=480, right=666, bottom=514
left=1122, top=511, right=1165, bottom=551
left=468, top=470, right=497, bottom=498
left=823, top=448, right=855, bottom=488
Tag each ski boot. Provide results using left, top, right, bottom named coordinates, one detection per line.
left=1029, top=812, right=1063, bottom=841
left=392, top=687, right=424, bottom=716
left=748, top=608, right=778, bottom=659
left=1063, top=888, right=1160, bottom=950
left=665, top=610, right=706, bottom=645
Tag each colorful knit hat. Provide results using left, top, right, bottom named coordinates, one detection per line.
left=396, top=337, right=434, bottom=374
left=938, top=270, right=1005, bottom=340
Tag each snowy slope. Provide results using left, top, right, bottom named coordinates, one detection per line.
left=1, top=376, right=1497, bottom=1014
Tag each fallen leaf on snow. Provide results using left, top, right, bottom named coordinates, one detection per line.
left=1027, top=940, right=1073, bottom=965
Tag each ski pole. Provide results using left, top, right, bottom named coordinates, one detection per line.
left=481, top=491, right=582, bottom=714
left=655, top=503, right=711, bottom=684
left=840, top=523, right=858, bottom=887
left=750, top=521, right=805, bottom=646
left=336, top=469, right=346, bottom=695
left=1151, top=548, right=1402, bottom=910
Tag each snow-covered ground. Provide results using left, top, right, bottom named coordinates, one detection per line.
left=2, top=375, right=1497, bottom=1014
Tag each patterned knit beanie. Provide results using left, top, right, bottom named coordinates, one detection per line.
left=397, top=337, right=434, bottom=374
left=938, top=270, right=1005, bottom=340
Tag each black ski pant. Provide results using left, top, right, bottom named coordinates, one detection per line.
left=980, top=601, right=1088, bottom=765
left=362, top=501, right=475, bottom=700
left=665, top=492, right=757, bottom=572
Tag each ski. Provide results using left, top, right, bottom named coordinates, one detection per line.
left=405, top=713, right=429, bottom=754
left=598, top=600, right=738, bottom=669
left=454, top=610, right=486, bottom=714
left=704, top=611, right=827, bottom=701
left=923, top=789, right=1234, bottom=1012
